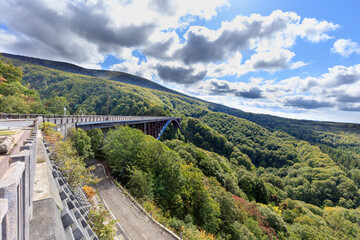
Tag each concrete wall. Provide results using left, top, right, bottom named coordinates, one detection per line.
left=0, top=118, right=97, bottom=240
left=0, top=158, right=10, bottom=179
left=0, top=125, right=38, bottom=240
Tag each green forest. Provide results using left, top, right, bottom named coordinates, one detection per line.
left=1, top=54, right=360, bottom=239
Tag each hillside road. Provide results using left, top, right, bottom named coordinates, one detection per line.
left=92, top=163, right=175, bottom=240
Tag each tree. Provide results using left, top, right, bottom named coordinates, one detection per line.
left=0, top=58, right=22, bottom=83
left=88, top=206, right=116, bottom=240
left=0, top=57, right=44, bottom=113
left=103, top=126, right=146, bottom=182
left=87, top=128, right=104, bottom=159
left=127, top=167, right=154, bottom=201
left=69, top=128, right=93, bottom=160
left=52, top=139, right=97, bottom=188
left=47, top=96, right=69, bottom=114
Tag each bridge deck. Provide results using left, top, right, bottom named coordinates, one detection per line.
left=0, top=113, right=181, bottom=139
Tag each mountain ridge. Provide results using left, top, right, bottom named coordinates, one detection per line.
left=2, top=52, right=360, bottom=140
left=1, top=52, right=188, bottom=96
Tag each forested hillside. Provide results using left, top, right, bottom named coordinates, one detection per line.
left=3, top=53, right=360, bottom=141
left=2, top=54, right=360, bottom=239
left=1, top=52, right=186, bottom=96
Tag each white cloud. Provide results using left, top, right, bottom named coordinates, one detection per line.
left=298, top=18, right=339, bottom=42
left=175, top=62, right=360, bottom=115
left=302, top=64, right=360, bottom=89
left=0, top=0, right=228, bottom=67
left=172, top=10, right=336, bottom=78
left=331, top=39, right=360, bottom=57
left=245, top=49, right=306, bottom=72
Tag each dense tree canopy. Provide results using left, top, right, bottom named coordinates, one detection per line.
left=0, top=57, right=45, bottom=113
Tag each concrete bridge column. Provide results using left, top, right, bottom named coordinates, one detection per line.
left=57, top=123, right=76, bottom=138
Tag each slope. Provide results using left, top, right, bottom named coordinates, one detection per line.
left=1, top=52, right=185, bottom=96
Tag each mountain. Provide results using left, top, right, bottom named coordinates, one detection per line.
left=2, top=52, right=360, bottom=239
left=1, top=52, right=185, bottom=96
left=2, top=52, right=360, bottom=141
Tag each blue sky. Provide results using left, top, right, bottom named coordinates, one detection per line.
left=0, top=0, right=359, bottom=123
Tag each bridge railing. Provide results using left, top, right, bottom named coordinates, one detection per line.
left=0, top=120, right=38, bottom=239
left=0, top=113, right=177, bottom=123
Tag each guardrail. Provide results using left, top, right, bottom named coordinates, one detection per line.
left=0, top=113, right=180, bottom=125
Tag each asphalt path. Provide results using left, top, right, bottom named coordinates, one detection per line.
left=93, top=163, right=175, bottom=240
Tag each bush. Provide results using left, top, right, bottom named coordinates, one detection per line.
left=88, top=206, right=117, bottom=240
left=40, top=122, right=63, bottom=145
left=52, top=140, right=97, bottom=188
left=224, top=222, right=256, bottom=240
left=83, top=185, right=96, bottom=199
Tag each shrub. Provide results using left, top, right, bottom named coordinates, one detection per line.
left=88, top=206, right=116, bottom=240
left=52, top=140, right=97, bottom=188
left=83, top=185, right=96, bottom=199
left=40, top=122, right=63, bottom=145
left=282, top=209, right=297, bottom=224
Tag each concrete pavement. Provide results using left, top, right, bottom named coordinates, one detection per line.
left=93, top=163, right=175, bottom=240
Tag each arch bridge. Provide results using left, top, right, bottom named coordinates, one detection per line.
left=0, top=113, right=181, bottom=140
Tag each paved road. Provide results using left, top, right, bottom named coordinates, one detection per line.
left=93, top=163, right=175, bottom=240
left=0, top=120, right=33, bottom=129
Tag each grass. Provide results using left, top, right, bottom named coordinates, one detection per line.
left=0, top=129, right=20, bottom=135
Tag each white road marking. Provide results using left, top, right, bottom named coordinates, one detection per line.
left=102, top=197, right=132, bottom=240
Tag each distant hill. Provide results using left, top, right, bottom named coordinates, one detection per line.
left=1, top=52, right=185, bottom=96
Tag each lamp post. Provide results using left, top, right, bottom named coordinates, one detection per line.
left=63, top=107, right=67, bottom=138
left=106, top=84, right=110, bottom=116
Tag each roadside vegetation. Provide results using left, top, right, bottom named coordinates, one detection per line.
left=40, top=124, right=116, bottom=239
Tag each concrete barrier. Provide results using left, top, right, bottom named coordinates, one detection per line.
left=0, top=121, right=38, bottom=239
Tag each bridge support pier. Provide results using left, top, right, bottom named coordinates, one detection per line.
left=76, top=119, right=180, bottom=140
left=56, top=123, right=76, bottom=138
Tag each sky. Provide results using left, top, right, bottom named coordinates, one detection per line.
left=1, top=0, right=360, bottom=123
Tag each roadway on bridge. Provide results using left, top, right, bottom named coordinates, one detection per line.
left=0, top=120, right=33, bottom=129
left=92, top=162, right=175, bottom=240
